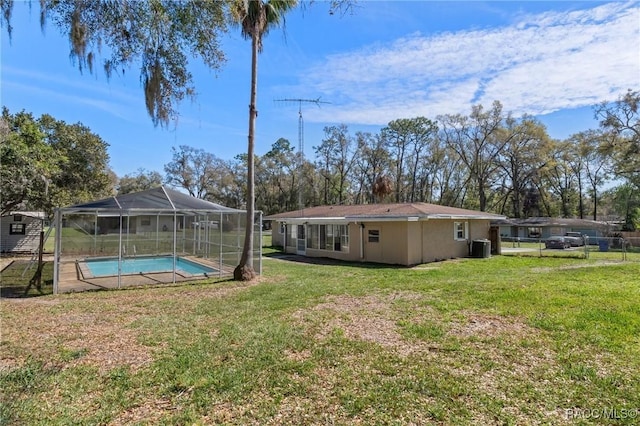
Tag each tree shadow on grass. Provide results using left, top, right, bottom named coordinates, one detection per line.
left=0, top=260, right=53, bottom=298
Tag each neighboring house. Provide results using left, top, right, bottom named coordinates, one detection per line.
left=0, top=211, right=46, bottom=253
left=494, top=217, right=612, bottom=241
left=266, top=203, right=505, bottom=266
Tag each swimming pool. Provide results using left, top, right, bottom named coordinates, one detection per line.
left=80, top=256, right=217, bottom=278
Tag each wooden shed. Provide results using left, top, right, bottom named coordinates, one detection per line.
left=0, top=211, right=46, bottom=253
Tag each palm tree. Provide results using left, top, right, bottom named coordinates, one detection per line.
left=231, top=0, right=297, bottom=281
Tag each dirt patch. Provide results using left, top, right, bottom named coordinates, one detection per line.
left=284, top=348, right=312, bottom=362
left=1, top=306, right=154, bottom=373
left=109, top=397, right=173, bottom=425
left=447, top=312, right=536, bottom=339
left=292, top=292, right=437, bottom=356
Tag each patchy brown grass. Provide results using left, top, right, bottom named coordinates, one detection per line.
left=0, top=279, right=263, bottom=375
left=289, top=291, right=576, bottom=424
left=292, top=292, right=432, bottom=356
left=2, top=256, right=638, bottom=425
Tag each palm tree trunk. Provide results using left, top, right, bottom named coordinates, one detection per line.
left=235, top=27, right=259, bottom=281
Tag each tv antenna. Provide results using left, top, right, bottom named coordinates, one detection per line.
left=274, top=97, right=331, bottom=157
left=274, top=97, right=330, bottom=209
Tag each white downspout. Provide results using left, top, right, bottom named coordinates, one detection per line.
left=421, top=220, right=424, bottom=264
left=283, top=222, right=287, bottom=252
left=359, top=223, right=364, bottom=260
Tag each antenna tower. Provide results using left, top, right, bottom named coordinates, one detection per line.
left=274, top=97, right=330, bottom=209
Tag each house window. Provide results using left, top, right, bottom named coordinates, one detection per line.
left=340, top=225, right=350, bottom=253
left=528, top=227, right=542, bottom=238
left=307, top=225, right=315, bottom=249
left=368, top=229, right=380, bottom=243
left=10, top=223, right=26, bottom=235
left=13, top=214, right=23, bottom=222
left=286, top=225, right=296, bottom=248
left=279, top=222, right=285, bottom=234
left=140, top=218, right=151, bottom=226
left=307, top=224, right=349, bottom=252
left=319, top=225, right=326, bottom=248
left=454, top=222, right=468, bottom=240
left=325, top=225, right=335, bottom=250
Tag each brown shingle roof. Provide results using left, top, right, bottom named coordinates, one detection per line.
left=265, top=203, right=504, bottom=221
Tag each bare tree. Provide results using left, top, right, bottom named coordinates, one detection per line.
left=438, top=101, right=511, bottom=211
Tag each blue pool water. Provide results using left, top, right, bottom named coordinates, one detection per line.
left=83, top=256, right=216, bottom=277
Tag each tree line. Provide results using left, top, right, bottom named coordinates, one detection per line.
left=120, top=91, right=639, bottom=229
left=8, top=91, right=636, bottom=228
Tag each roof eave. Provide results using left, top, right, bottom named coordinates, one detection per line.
left=270, top=214, right=505, bottom=223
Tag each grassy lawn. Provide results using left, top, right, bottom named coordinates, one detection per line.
left=1, top=255, right=639, bottom=425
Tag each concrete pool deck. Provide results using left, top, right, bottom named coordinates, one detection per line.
left=57, top=256, right=232, bottom=293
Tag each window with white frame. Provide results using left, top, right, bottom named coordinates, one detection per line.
left=307, top=225, right=317, bottom=249
left=305, top=224, right=349, bottom=252
left=454, top=222, right=468, bottom=240
left=340, top=225, right=349, bottom=252
left=10, top=223, right=26, bottom=235
left=286, top=224, right=296, bottom=247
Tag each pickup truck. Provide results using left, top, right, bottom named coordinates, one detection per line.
left=564, top=232, right=585, bottom=247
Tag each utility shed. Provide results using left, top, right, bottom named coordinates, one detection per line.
left=0, top=211, right=46, bottom=253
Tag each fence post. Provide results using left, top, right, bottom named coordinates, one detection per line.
left=584, top=235, right=589, bottom=259
left=539, top=238, right=542, bottom=257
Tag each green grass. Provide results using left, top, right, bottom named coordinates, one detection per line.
left=0, top=259, right=54, bottom=297
left=1, top=255, right=639, bottom=424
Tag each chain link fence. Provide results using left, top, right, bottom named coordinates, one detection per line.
left=500, top=236, right=640, bottom=262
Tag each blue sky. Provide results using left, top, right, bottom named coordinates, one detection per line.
left=2, top=1, right=638, bottom=178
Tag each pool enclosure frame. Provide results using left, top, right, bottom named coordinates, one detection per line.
left=53, top=187, right=262, bottom=294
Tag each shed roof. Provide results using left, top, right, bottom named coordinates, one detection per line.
left=266, top=203, right=504, bottom=222
left=60, top=187, right=242, bottom=213
left=2, top=211, right=46, bottom=220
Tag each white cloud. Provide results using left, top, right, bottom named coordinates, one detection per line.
left=294, top=2, right=640, bottom=125
left=2, top=66, right=144, bottom=121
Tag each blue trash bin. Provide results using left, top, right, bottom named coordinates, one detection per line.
left=598, top=240, right=609, bottom=252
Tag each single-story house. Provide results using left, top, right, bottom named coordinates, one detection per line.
left=266, top=203, right=505, bottom=266
left=0, top=211, right=46, bottom=253
left=493, top=217, right=612, bottom=241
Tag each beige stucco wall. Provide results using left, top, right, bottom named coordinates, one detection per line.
left=407, top=221, right=423, bottom=265
left=271, top=218, right=492, bottom=266
left=468, top=220, right=492, bottom=241
left=421, top=219, right=491, bottom=263
left=362, top=222, right=410, bottom=265
left=272, top=223, right=285, bottom=247
left=422, top=220, right=466, bottom=262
